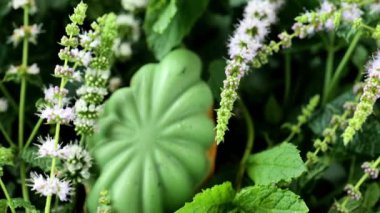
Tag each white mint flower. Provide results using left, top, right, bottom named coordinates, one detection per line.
left=39, top=106, right=75, bottom=124
left=8, top=24, right=42, bottom=46
left=114, top=41, right=133, bottom=60
left=341, top=3, right=363, bottom=22
left=54, top=178, right=71, bottom=201
left=244, top=0, right=277, bottom=24
left=8, top=27, right=25, bottom=47
left=7, top=65, right=19, bottom=74
left=74, top=99, right=103, bottom=118
left=116, top=14, right=140, bottom=42
left=236, top=18, right=269, bottom=42
left=61, top=144, right=92, bottom=182
left=76, top=86, right=108, bottom=97
left=29, top=172, right=71, bottom=201
left=228, top=33, right=261, bottom=63
left=36, top=135, right=64, bottom=158
left=74, top=117, right=97, bottom=132
left=12, top=0, right=28, bottom=9
left=85, top=68, right=110, bottom=82
left=79, top=30, right=96, bottom=47
left=80, top=51, right=92, bottom=67
left=108, top=77, right=122, bottom=92
left=30, top=172, right=50, bottom=196
left=366, top=51, right=380, bottom=77
left=29, top=24, right=43, bottom=44
left=27, top=63, right=40, bottom=75
left=319, top=1, right=335, bottom=14
left=70, top=49, right=92, bottom=66
left=0, top=98, right=8, bottom=112
left=90, top=38, right=100, bottom=48
left=121, top=0, right=147, bottom=11
left=369, top=3, right=380, bottom=14
left=54, top=65, right=74, bottom=78
left=72, top=71, right=82, bottom=82
left=44, top=85, right=69, bottom=105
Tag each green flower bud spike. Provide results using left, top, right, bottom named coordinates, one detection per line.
left=342, top=50, right=380, bottom=145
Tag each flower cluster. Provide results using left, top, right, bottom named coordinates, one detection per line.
left=121, top=0, right=147, bottom=12
left=6, top=63, right=40, bottom=77
left=306, top=99, right=356, bottom=166
left=0, top=98, right=8, bottom=113
left=30, top=136, right=92, bottom=199
left=74, top=14, right=117, bottom=136
left=108, top=76, right=122, bottom=92
left=30, top=2, right=90, bottom=203
left=39, top=85, right=74, bottom=125
left=7, top=1, right=41, bottom=82
left=342, top=50, right=380, bottom=145
left=36, top=135, right=66, bottom=158
left=29, top=172, right=71, bottom=201
left=113, top=14, right=141, bottom=60
left=62, top=144, right=92, bottom=183
left=361, top=162, right=379, bottom=179
left=8, top=24, right=42, bottom=47
left=215, top=0, right=284, bottom=143
left=291, top=1, right=362, bottom=40
left=344, top=184, right=361, bottom=201
left=12, top=0, right=37, bottom=13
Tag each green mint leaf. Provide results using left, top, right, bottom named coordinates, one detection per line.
left=246, top=143, right=306, bottom=185
left=144, top=0, right=209, bottom=59
left=0, top=199, right=7, bottom=213
left=234, top=185, right=309, bottom=213
left=309, top=91, right=354, bottom=136
left=11, top=198, right=38, bottom=212
left=152, top=0, right=177, bottom=34
left=176, top=182, right=236, bottom=213
left=0, top=147, right=14, bottom=167
left=362, top=183, right=380, bottom=208
left=21, top=147, right=54, bottom=172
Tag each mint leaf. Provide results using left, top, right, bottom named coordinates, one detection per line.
left=309, top=91, right=354, bottom=135
left=176, top=182, right=236, bottom=213
left=348, top=116, right=380, bottom=156
left=144, top=0, right=209, bottom=59
left=0, top=147, right=14, bottom=166
left=246, top=143, right=306, bottom=185
left=234, top=185, right=309, bottom=213
left=0, top=199, right=7, bottom=213
left=21, top=147, right=54, bottom=172
left=11, top=198, right=38, bottom=212
left=363, top=183, right=380, bottom=208
left=152, top=0, right=177, bottom=34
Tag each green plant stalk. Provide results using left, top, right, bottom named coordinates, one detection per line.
left=44, top=78, right=66, bottom=213
left=19, top=5, right=30, bottom=205
left=23, top=118, right=43, bottom=151
left=235, top=98, right=255, bottom=191
left=0, top=178, right=15, bottom=213
left=305, top=111, right=349, bottom=166
left=325, top=32, right=362, bottom=103
left=79, top=135, right=86, bottom=146
left=341, top=156, right=380, bottom=208
left=0, top=81, right=18, bottom=111
left=284, top=51, right=291, bottom=105
left=322, top=33, right=335, bottom=105
left=283, top=130, right=296, bottom=143
left=0, top=123, right=15, bottom=147
left=19, top=78, right=27, bottom=150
